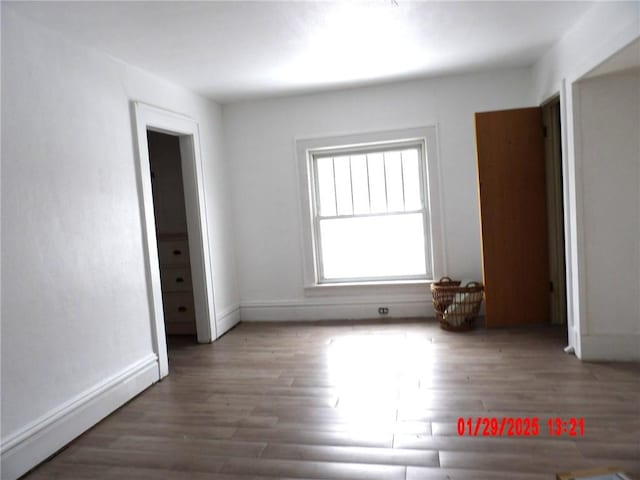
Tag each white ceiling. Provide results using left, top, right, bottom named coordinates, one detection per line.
left=6, top=1, right=593, bottom=103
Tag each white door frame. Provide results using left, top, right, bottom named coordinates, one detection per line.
left=133, top=102, right=217, bottom=378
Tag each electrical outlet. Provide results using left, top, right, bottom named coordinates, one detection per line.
left=378, top=307, right=389, bottom=315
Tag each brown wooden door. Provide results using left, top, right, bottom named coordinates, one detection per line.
left=475, top=107, right=550, bottom=327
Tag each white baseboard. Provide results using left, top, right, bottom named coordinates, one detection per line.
left=1, top=354, right=159, bottom=480
left=578, top=333, right=640, bottom=361
left=240, top=296, right=433, bottom=321
left=216, top=304, right=241, bottom=337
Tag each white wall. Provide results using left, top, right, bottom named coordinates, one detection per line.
left=576, top=70, right=640, bottom=360
left=224, top=68, right=534, bottom=321
left=531, top=1, right=639, bottom=359
left=1, top=7, right=239, bottom=478
left=532, top=2, right=640, bottom=103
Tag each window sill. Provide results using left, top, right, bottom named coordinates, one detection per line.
left=304, top=279, right=433, bottom=297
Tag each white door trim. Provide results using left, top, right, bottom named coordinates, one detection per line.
left=132, top=102, right=217, bottom=378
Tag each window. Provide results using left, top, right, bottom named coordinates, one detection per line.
left=298, top=128, right=442, bottom=286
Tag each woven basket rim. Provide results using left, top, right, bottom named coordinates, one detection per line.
left=431, top=283, right=483, bottom=293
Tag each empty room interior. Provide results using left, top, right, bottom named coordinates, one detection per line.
left=1, top=1, right=639, bottom=479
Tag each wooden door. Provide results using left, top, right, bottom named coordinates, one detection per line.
left=475, top=107, right=550, bottom=327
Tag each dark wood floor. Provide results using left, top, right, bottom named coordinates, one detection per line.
left=25, top=319, right=640, bottom=479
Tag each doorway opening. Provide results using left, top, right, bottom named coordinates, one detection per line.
left=541, top=97, right=568, bottom=328
left=133, top=102, right=217, bottom=379
left=147, top=131, right=198, bottom=341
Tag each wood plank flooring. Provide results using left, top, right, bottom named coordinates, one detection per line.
left=24, top=319, right=640, bottom=479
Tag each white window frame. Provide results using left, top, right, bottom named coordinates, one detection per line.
left=296, top=126, right=446, bottom=289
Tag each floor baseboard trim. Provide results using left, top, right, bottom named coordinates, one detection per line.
left=579, top=333, right=640, bottom=361
left=217, top=304, right=241, bottom=337
left=1, top=354, right=159, bottom=480
left=240, top=298, right=433, bottom=321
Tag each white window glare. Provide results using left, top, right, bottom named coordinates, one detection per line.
left=316, top=157, right=336, bottom=217
left=350, top=155, right=369, bottom=215
left=367, top=153, right=386, bottom=213
left=333, top=155, right=353, bottom=216
left=384, top=150, right=404, bottom=212
left=320, top=214, right=427, bottom=279
left=402, top=149, right=422, bottom=210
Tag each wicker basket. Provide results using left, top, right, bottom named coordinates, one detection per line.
left=431, top=277, right=484, bottom=331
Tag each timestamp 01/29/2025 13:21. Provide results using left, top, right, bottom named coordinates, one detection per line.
left=457, top=416, right=585, bottom=437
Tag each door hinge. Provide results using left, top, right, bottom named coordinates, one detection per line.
left=543, top=126, right=548, bottom=138
left=550, top=281, right=554, bottom=292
